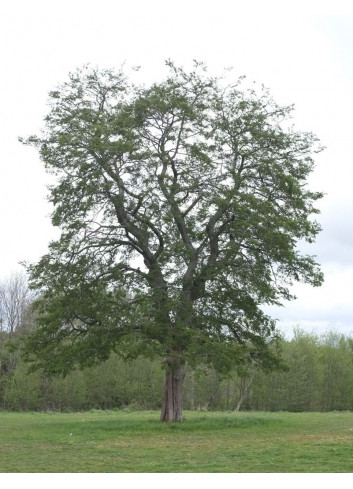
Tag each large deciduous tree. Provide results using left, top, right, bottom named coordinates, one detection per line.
left=21, top=62, right=323, bottom=421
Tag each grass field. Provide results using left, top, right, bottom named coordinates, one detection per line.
left=1, top=410, right=353, bottom=472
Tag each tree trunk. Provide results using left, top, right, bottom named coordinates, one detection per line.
left=189, top=370, right=195, bottom=411
left=160, top=361, right=185, bottom=422
left=235, top=374, right=253, bottom=412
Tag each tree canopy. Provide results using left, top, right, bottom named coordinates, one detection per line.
left=21, top=62, right=324, bottom=421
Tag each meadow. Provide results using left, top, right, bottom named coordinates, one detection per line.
left=1, top=410, right=353, bottom=472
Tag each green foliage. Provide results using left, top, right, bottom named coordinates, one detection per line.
left=2, top=364, right=42, bottom=411
left=320, top=331, right=353, bottom=411
left=250, top=329, right=353, bottom=412
left=2, top=328, right=353, bottom=414
left=20, top=62, right=323, bottom=388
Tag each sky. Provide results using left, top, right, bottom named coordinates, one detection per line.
left=1, top=0, right=353, bottom=339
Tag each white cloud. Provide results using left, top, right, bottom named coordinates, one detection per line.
left=264, top=267, right=353, bottom=337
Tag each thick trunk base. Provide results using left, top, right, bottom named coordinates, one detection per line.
left=160, top=363, right=185, bottom=422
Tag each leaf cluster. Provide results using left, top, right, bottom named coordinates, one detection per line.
left=21, top=61, right=324, bottom=375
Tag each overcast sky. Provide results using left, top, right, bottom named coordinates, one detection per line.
left=1, top=0, right=353, bottom=338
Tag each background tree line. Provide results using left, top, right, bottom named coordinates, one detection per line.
left=1, top=273, right=353, bottom=413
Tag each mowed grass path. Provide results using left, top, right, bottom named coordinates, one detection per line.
left=1, top=410, right=353, bottom=472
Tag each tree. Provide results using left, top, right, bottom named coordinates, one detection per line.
left=0, top=272, right=33, bottom=337
left=320, top=331, right=353, bottom=411
left=20, top=62, right=323, bottom=421
left=0, top=272, right=35, bottom=407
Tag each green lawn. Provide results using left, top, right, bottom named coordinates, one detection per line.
left=1, top=410, right=353, bottom=472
